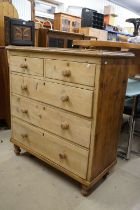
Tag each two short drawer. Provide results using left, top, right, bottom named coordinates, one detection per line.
left=11, top=74, right=93, bottom=117
left=12, top=117, right=89, bottom=179
left=10, top=56, right=96, bottom=87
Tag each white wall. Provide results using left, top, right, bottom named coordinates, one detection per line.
left=61, top=0, right=140, bottom=27
left=12, top=0, right=140, bottom=28
left=12, top=0, right=31, bottom=20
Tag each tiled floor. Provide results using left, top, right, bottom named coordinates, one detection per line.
left=0, top=129, right=140, bottom=210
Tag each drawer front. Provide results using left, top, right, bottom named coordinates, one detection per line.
left=45, top=59, right=96, bottom=86
left=10, top=56, right=44, bottom=76
left=11, top=95, right=91, bottom=148
left=11, top=74, right=93, bottom=117
left=12, top=117, right=89, bottom=179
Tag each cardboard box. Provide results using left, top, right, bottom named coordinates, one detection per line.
left=104, top=5, right=117, bottom=16
left=79, top=27, right=108, bottom=41
left=104, top=15, right=116, bottom=26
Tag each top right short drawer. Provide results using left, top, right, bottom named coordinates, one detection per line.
left=45, top=59, right=96, bottom=87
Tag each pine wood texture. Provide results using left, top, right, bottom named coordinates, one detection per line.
left=7, top=47, right=133, bottom=195
left=11, top=94, right=91, bottom=148
left=10, top=55, right=43, bottom=76
left=11, top=74, right=93, bottom=117
left=0, top=2, right=18, bottom=46
left=12, top=117, right=89, bottom=179
left=45, top=59, right=96, bottom=86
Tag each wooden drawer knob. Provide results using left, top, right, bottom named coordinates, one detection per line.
left=61, top=95, right=69, bottom=102
left=61, top=122, right=69, bottom=130
left=21, top=134, right=28, bottom=138
left=62, top=70, right=71, bottom=77
left=21, top=109, right=28, bottom=114
left=59, top=153, right=67, bottom=159
left=21, top=85, right=28, bottom=91
left=20, top=64, right=28, bottom=69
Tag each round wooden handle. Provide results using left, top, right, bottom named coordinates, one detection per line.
left=20, top=63, right=28, bottom=69
left=21, top=85, right=28, bottom=91
left=21, top=134, right=28, bottom=138
left=62, top=70, right=71, bottom=77
left=59, top=153, right=67, bottom=159
left=61, top=122, right=69, bottom=130
left=61, top=95, right=69, bottom=102
left=21, top=109, right=28, bottom=114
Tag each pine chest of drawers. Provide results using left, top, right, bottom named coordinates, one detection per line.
left=7, top=46, right=133, bottom=195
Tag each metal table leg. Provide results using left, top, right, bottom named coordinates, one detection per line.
left=118, top=96, right=138, bottom=160
left=126, top=96, right=138, bottom=159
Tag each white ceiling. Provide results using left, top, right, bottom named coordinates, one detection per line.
left=109, top=0, right=140, bottom=15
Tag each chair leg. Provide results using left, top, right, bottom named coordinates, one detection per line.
left=126, top=118, right=135, bottom=160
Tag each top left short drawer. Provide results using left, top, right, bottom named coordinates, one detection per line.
left=9, top=56, right=44, bottom=76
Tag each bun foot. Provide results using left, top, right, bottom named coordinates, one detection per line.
left=103, top=172, right=109, bottom=180
left=81, top=185, right=91, bottom=196
left=14, top=145, right=21, bottom=156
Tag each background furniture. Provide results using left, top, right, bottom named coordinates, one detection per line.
left=73, top=40, right=140, bottom=77
left=54, top=12, right=81, bottom=33
left=7, top=46, right=132, bottom=195
left=0, top=1, right=18, bottom=46
left=38, top=28, right=96, bottom=48
left=81, top=8, right=104, bottom=29
left=79, top=27, right=108, bottom=41
left=126, top=18, right=140, bottom=36
left=35, top=29, right=39, bottom=47
left=0, top=47, right=10, bottom=128
left=4, top=17, right=35, bottom=46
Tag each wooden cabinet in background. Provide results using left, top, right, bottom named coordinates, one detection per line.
left=54, top=12, right=81, bottom=33
left=38, top=28, right=96, bottom=48
left=0, top=47, right=10, bottom=127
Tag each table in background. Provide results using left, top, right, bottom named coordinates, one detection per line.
left=73, top=40, right=140, bottom=77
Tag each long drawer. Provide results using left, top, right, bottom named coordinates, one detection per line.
left=45, top=59, right=96, bottom=86
left=11, top=95, right=91, bottom=148
left=11, top=74, right=93, bottom=117
left=9, top=56, right=44, bottom=76
left=12, top=117, right=89, bottom=179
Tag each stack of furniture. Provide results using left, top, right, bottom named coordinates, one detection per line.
left=7, top=46, right=133, bottom=195
left=80, top=8, right=107, bottom=41
left=104, top=5, right=117, bottom=26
